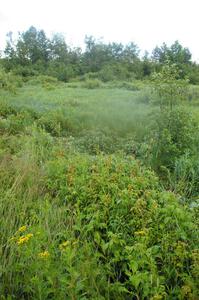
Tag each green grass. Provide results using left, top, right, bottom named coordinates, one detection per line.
left=0, top=83, right=199, bottom=299
left=1, top=83, right=155, bottom=153
left=4, top=84, right=151, bottom=134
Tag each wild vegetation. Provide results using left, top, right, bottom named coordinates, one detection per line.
left=0, top=27, right=199, bottom=299
left=2, top=26, right=199, bottom=84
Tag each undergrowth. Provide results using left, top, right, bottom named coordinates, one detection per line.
left=0, top=80, right=199, bottom=299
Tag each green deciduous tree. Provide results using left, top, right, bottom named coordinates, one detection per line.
left=151, top=63, right=189, bottom=110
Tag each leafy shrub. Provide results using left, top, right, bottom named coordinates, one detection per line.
left=98, top=66, right=116, bottom=82
left=79, top=72, right=99, bottom=81
left=74, top=129, right=121, bottom=154
left=170, top=153, right=199, bottom=198
left=151, top=64, right=189, bottom=109
left=146, top=108, right=198, bottom=172
left=46, top=62, right=76, bottom=82
left=187, top=85, right=199, bottom=102
left=82, top=79, right=102, bottom=89
left=37, top=110, right=75, bottom=136
left=27, top=75, right=58, bottom=86
left=0, top=68, right=23, bottom=93
left=0, top=101, right=18, bottom=118
left=109, top=81, right=141, bottom=91
left=0, top=101, right=40, bottom=135
left=99, top=63, right=134, bottom=82
left=187, top=65, right=199, bottom=85
left=66, top=82, right=80, bottom=88
left=136, top=87, right=152, bottom=104
left=1, top=151, right=198, bottom=299
left=12, top=65, right=39, bottom=78
left=0, top=111, right=38, bottom=135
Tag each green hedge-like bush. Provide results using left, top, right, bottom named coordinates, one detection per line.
left=82, top=78, right=102, bottom=89
left=0, top=68, right=23, bottom=93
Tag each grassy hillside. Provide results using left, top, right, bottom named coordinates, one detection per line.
left=0, top=81, right=199, bottom=299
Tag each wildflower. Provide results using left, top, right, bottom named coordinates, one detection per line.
left=134, top=229, right=148, bottom=236
left=72, top=240, right=78, bottom=246
left=181, top=285, right=192, bottom=296
left=191, top=249, right=199, bottom=261
left=17, top=233, right=33, bottom=245
left=38, top=250, right=50, bottom=259
left=59, top=240, right=70, bottom=250
left=18, top=225, right=27, bottom=233
left=152, top=201, right=158, bottom=209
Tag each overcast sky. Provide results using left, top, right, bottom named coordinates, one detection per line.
left=0, top=0, right=198, bottom=61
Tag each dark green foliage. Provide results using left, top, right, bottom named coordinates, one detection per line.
left=110, top=81, right=141, bottom=91
left=171, top=153, right=199, bottom=198
left=27, top=75, right=59, bottom=90
left=0, top=136, right=198, bottom=299
left=11, top=65, right=39, bottom=78
left=145, top=63, right=199, bottom=198
left=187, top=63, right=199, bottom=85
left=37, top=110, right=75, bottom=136
left=74, top=129, right=121, bottom=154
left=0, top=101, right=18, bottom=117
left=147, top=108, right=198, bottom=172
left=0, top=67, right=23, bottom=93
left=152, top=41, right=192, bottom=68
left=46, top=61, right=77, bottom=82
left=151, top=63, right=189, bottom=109
left=82, top=78, right=102, bottom=89
left=2, top=27, right=199, bottom=84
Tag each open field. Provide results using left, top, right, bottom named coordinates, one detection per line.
left=0, top=82, right=199, bottom=299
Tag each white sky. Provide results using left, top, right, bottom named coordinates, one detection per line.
left=0, top=0, right=199, bottom=61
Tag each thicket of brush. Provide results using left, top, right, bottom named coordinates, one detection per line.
left=0, top=64, right=199, bottom=299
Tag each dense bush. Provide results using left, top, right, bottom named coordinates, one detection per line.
left=74, top=129, right=121, bottom=154
left=0, top=68, right=23, bottom=93
left=171, top=153, right=199, bottom=198
left=37, top=110, right=76, bottom=136
left=0, top=101, right=40, bottom=135
left=147, top=108, right=198, bottom=172
left=2, top=26, right=199, bottom=84
left=27, top=75, right=59, bottom=88
left=12, top=65, right=39, bottom=78
left=151, top=64, right=189, bottom=109
left=0, top=142, right=198, bottom=299
left=46, top=62, right=77, bottom=82
left=0, top=101, right=18, bottom=118
left=0, top=77, right=199, bottom=299
left=82, top=78, right=102, bottom=89
left=109, top=81, right=141, bottom=91
left=97, top=64, right=134, bottom=82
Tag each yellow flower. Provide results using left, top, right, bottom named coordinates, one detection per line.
left=152, top=201, right=158, bottom=209
left=134, top=229, right=148, bottom=236
left=18, top=226, right=27, bottom=233
left=17, top=233, right=33, bottom=245
left=38, top=251, right=50, bottom=259
left=181, top=285, right=192, bottom=296
left=59, top=240, right=70, bottom=250
left=26, top=233, right=33, bottom=238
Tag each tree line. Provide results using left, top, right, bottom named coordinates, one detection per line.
left=1, top=26, right=199, bottom=83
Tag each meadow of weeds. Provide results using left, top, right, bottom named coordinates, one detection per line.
left=0, top=78, right=199, bottom=299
